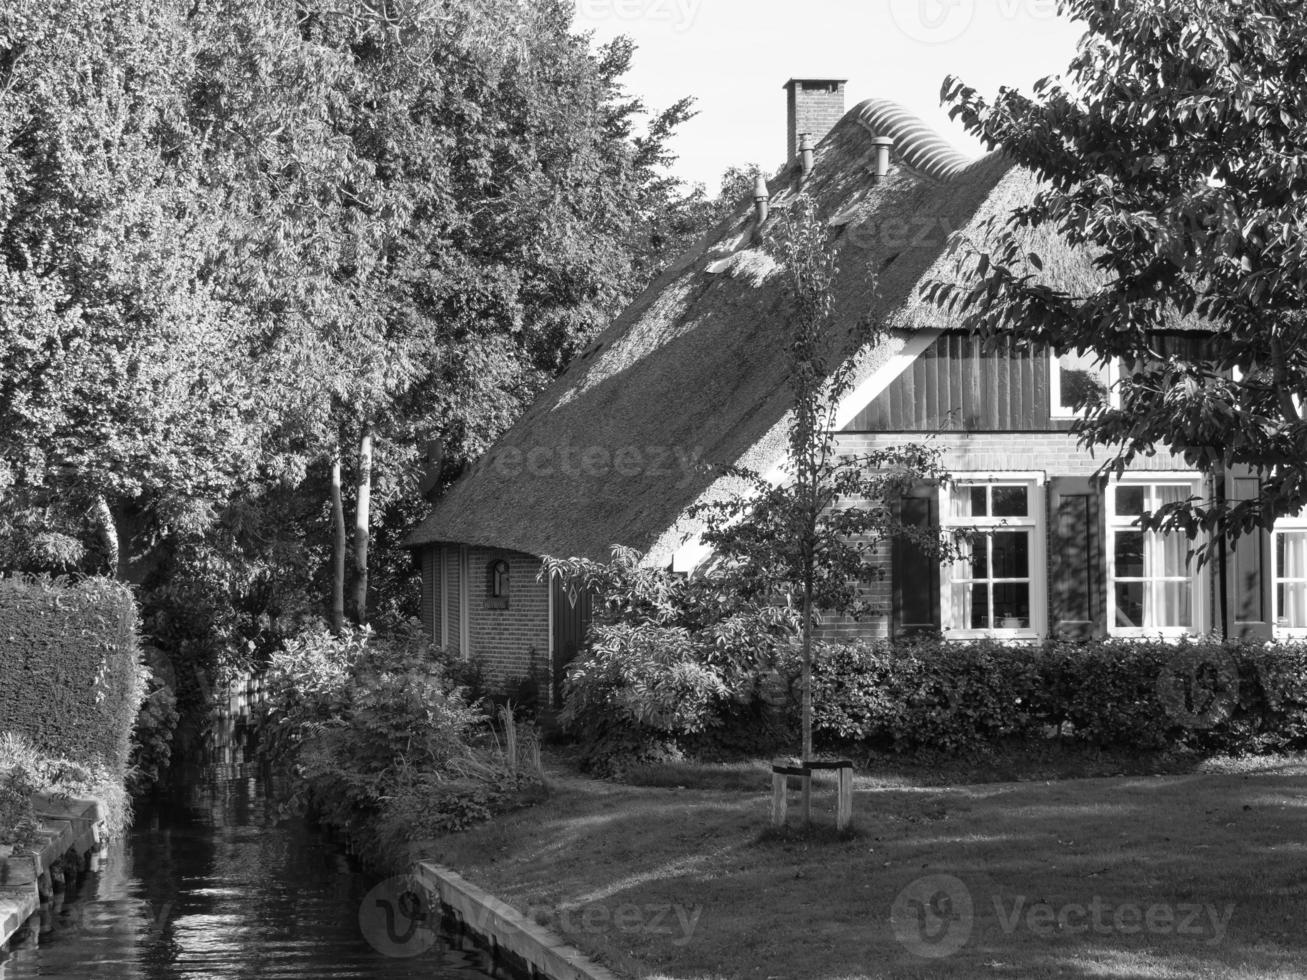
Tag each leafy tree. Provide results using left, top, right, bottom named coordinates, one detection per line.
left=0, top=0, right=268, bottom=579
left=187, top=0, right=703, bottom=626
left=692, top=196, right=952, bottom=818
left=0, top=0, right=702, bottom=615
left=928, top=0, right=1307, bottom=550
left=0, top=0, right=714, bottom=775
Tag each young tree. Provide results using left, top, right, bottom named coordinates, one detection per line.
left=927, top=0, right=1307, bottom=550
left=693, top=196, right=951, bottom=821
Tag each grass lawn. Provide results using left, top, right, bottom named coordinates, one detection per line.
left=405, top=754, right=1307, bottom=980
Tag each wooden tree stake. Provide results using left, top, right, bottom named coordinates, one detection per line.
left=837, top=765, right=853, bottom=830
left=771, top=771, right=788, bottom=827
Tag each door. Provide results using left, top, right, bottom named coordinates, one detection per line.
left=550, top=575, right=593, bottom=706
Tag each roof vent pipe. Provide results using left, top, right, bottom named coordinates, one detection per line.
left=799, top=133, right=815, bottom=179
left=871, top=136, right=894, bottom=184
left=752, top=175, right=770, bottom=242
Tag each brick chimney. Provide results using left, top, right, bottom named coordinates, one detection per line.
left=784, top=78, right=848, bottom=167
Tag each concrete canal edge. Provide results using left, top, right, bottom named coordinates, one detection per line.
left=0, top=793, right=107, bottom=951
left=0, top=889, right=37, bottom=951
left=414, top=862, right=622, bottom=980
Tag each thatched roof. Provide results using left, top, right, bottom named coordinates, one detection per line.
left=406, top=98, right=1101, bottom=563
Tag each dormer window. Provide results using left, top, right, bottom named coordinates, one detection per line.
left=1050, top=350, right=1116, bottom=419
left=485, top=559, right=510, bottom=609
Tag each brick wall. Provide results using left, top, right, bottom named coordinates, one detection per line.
left=787, top=79, right=846, bottom=164
left=420, top=544, right=550, bottom=691
left=837, top=430, right=1189, bottom=476
left=464, top=547, right=550, bottom=691
left=818, top=431, right=1198, bottom=641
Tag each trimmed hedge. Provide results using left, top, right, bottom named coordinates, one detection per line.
left=0, top=575, right=147, bottom=772
left=563, top=632, right=1307, bottom=768
left=806, top=637, right=1307, bottom=756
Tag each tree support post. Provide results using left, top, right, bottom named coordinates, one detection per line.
left=771, top=770, right=788, bottom=827
left=771, top=760, right=853, bottom=829
left=837, top=765, right=853, bottom=831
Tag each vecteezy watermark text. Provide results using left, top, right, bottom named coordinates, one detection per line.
left=892, top=875, right=1235, bottom=959
left=575, top=0, right=702, bottom=33
left=993, top=895, right=1234, bottom=945
left=532, top=901, right=702, bottom=947
left=360, top=877, right=441, bottom=958
left=888, top=0, right=1059, bottom=45
left=359, top=876, right=702, bottom=959
left=846, top=216, right=958, bottom=253
left=1156, top=652, right=1239, bottom=730
left=891, top=874, right=974, bottom=958
left=491, top=442, right=705, bottom=487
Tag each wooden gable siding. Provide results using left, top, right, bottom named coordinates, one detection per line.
left=845, top=332, right=1056, bottom=432
left=844, top=331, right=1213, bottom=433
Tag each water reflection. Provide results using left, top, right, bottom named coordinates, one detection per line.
left=0, top=775, right=499, bottom=980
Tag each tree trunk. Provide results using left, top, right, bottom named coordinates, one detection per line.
left=353, top=429, right=374, bottom=626
left=1215, top=466, right=1229, bottom=641
left=330, top=453, right=346, bottom=635
left=92, top=495, right=119, bottom=579
left=801, top=579, right=813, bottom=824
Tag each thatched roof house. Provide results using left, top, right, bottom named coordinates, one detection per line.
left=407, top=82, right=1267, bottom=699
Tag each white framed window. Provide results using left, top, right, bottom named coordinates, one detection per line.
left=940, top=475, right=1047, bottom=638
left=1272, top=507, right=1307, bottom=637
left=1106, top=475, right=1206, bottom=636
left=1050, top=350, right=1117, bottom=419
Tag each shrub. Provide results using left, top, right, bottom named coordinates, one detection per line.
left=0, top=763, right=39, bottom=847
left=0, top=731, right=130, bottom=842
left=559, top=622, right=739, bottom=774
left=127, top=676, right=180, bottom=795
left=564, top=628, right=1307, bottom=765
left=553, top=550, right=1307, bottom=767
left=257, top=620, right=537, bottom=842
left=0, top=575, right=147, bottom=773
left=796, top=638, right=1048, bottom=753
left=801, top=637, right=1307, bottom=757
left=549, top=548, right=795, bottom=773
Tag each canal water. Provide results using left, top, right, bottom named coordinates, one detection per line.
left=0, top=772, right=502, bottom=980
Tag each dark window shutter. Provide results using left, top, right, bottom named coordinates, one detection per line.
left=893, top=491, right=940, bottom=636
left=1048, top=476, right=1105, bottom=638
left=1229, top=472, right=1272, bottom=639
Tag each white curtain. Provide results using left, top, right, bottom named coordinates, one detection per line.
left=1279, top=531, right=1307, bottom=627
left=1151, top=485, right=1192, bottom=627
left=952, top=537, right=977, bottom=628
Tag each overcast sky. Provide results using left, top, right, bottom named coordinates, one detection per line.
left=572, top=0, right=1088, bottom=191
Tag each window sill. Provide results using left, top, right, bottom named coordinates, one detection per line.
left=1107, top=629, right=1202, bottom=640
left=943, top=629, right=1042, bottom=642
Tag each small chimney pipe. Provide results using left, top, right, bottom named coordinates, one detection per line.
left=753, top=174, right=770, bottom=229
left=799, top=133, right=815, bottom=179
left=871, top=136, right=894, bottom=184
